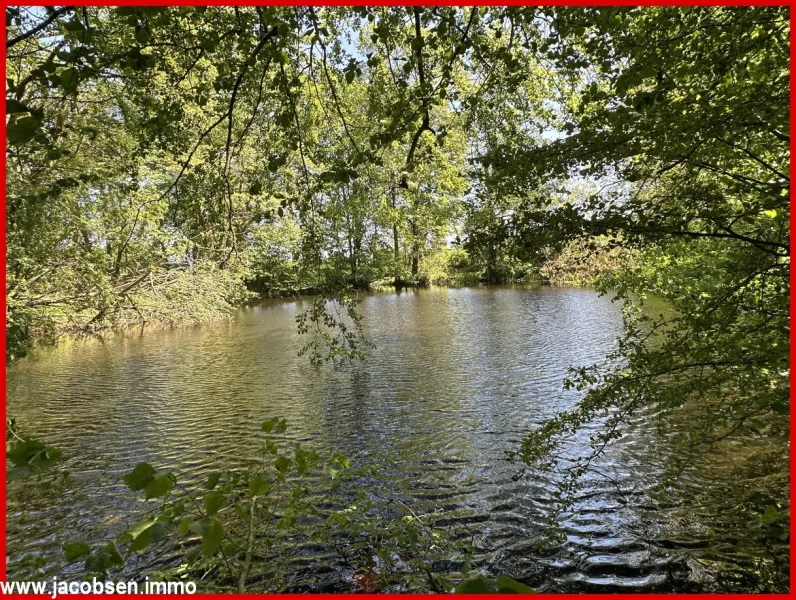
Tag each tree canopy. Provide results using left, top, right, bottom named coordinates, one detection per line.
left=5, top=5, right=789, bottom=493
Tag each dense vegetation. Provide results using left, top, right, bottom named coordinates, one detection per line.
left=6, top=5, right=552, bottom=356
left=6, top=5, right=789, bottom=592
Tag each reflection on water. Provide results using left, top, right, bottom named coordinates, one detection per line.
left=6, top=286, right=788, bottom=591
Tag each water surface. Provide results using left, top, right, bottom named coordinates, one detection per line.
left=6, top=286, right=788, bottom=591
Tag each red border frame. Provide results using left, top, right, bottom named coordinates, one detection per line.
left=0, top=1, right=792, bottom=597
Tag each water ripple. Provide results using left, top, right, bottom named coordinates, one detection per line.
left=6, top=286, right=788, bottom=592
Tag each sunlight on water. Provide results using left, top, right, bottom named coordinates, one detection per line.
left=6, top=286, right=788, bottom=592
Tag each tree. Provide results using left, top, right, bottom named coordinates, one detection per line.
left=489, top=8, right=789, bottom=489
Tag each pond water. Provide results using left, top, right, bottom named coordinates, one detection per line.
left=6, top=285, right=788, bottom=592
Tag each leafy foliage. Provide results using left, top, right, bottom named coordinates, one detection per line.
left=295, top=291, right=373, bottom=364
left=496, top=8, right=789, bottom=507
left=7, top=5, right=788, bottom=590
left=62, top=418, right=524, bottom=593
left=6, top=418, right=63, bottom=482
left=7, top=6, right=555, bottom=358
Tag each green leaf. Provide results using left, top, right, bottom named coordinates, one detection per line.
left=5, top=99, right=30, bottom=115
left=325, top=464, right=342, bottom=481
left=274, top=455, right=291, bottom=473
left=125, top=518, right=174, bottom=552
left=85, top=542, right=124, bottom=574
left=59, top=67, right=80, bottom=93
left=762, top=504, right=782, bottom=525
left=6, top=117, right=42, bottom=146
left=249, top=181, right=263, bottom=195
left=135, top=26, right=150, bottom=44
left=461, top=556, right=472, bottom=575
left=189, top=517, right=224, bottom=557
left=249, top=474, right=270, bottom=498
left=455, top=575, right=499, bottom=593
left=143, top=472, right=175, bottom=499
left=203, top=490, right=225, bottom=515
left=63, top=542, right=91, bottom=562
left=433, top=574, right=456, bottom=592
left=333, top=453, right=350, bottom=468
left=178, top=518, right=193, bottom=536
left=262, top=416, right=287, bottom=433
left=102, top=541, right=124, bottom=567
left=205, top=471, right=221, bottom=490
left=123, top=517, right=155, bottom=540
left=496, top=576, right=536, bottom=593
left=123, top=462, right=156, bottom=492
left=7, top=436, right=61, bottom=470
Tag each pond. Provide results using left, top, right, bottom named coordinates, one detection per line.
left=6, top=285, right=788, bottom=592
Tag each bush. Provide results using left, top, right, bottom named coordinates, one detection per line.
left=419, top=247, right=478, bottom=285
left=540, top=236, right=635, bottom=286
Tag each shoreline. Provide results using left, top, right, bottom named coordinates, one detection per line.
left=11, top=280, right=597, bottom=362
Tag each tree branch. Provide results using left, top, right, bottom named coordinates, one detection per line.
left=6, top=6, right=74, bottom=49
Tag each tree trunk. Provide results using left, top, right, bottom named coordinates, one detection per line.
left=353, top=236, right=361, bottom=284
left=391, top=189, right=400, bottom=284
left=410, top=220, right=419, bottom=278
left=345, top=213, right=357, bottom=283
